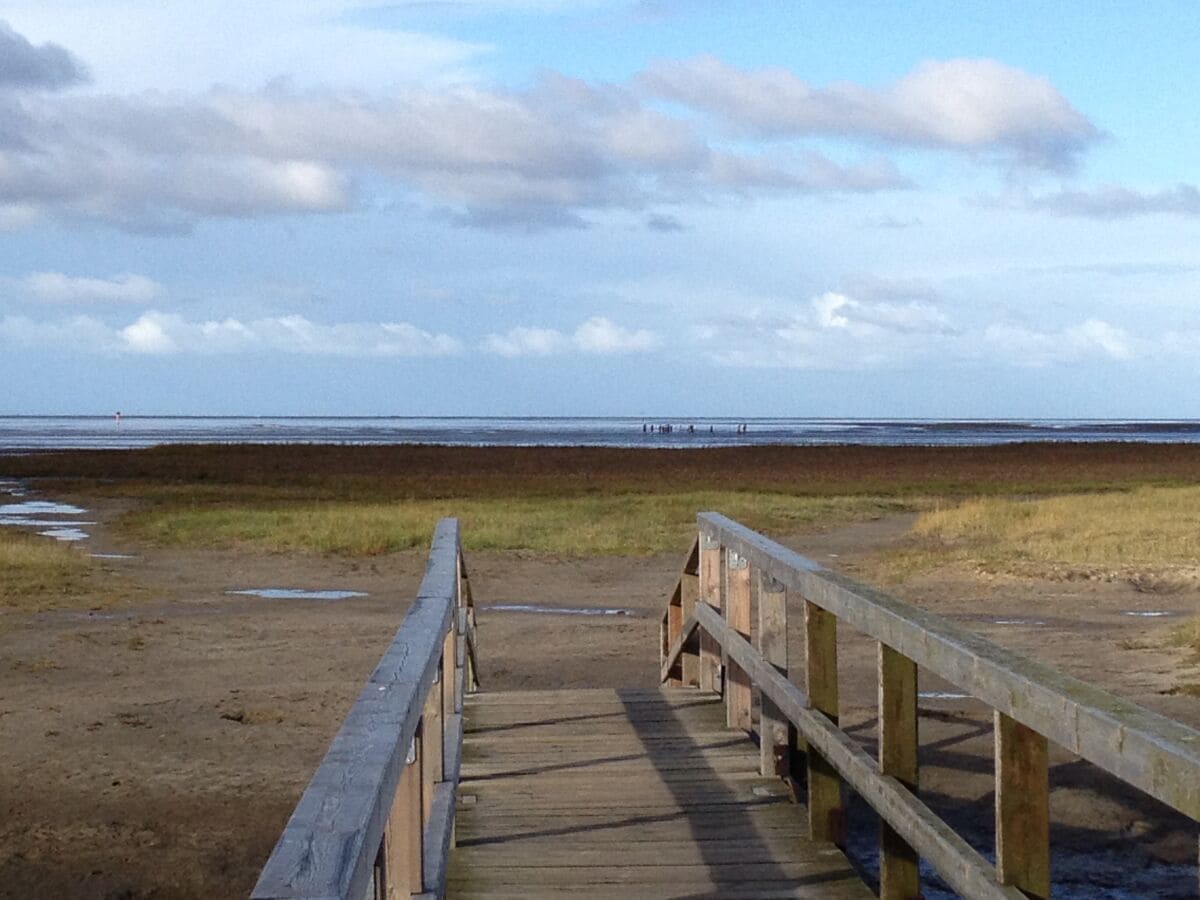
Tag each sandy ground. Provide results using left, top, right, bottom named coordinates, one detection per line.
left=1, top=491, right=1199, bottom=898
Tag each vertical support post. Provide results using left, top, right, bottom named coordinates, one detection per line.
left=422, top=674, right=443, bottom=823
left=455, top=608, right=467, bottom=715
left=725, top=550, right=752, bottom=731
left=441, top=624, right=455, bottom=728
left=458, top=552, right=478, bottom=693
left=698, top=531, right=722, bottom=694
left=879, top=643, right=920, bottom=899
left=805, top=599, right=843, bottom=846
left=995, top=712, right=1050, bottom=899
left=665, top=585, right=684, bottom=687
left=384, top=730, right=423, bottom=898
left=680, top=568, right=700, bottom=687
left=757, top=572, right=790, bottom=777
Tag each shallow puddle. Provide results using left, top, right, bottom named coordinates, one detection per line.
left=991, top=617, right=1047, bottom=626
left=38, top=527, right=89, bottom=542
left=0, top=500, right=87, bottom=516
left=484, top=604, right=635, bottom=617
left=918, top=691, right=972, bottom=701
left=0, top=495, right=92, bottom=541
left=90, top=553, right=138, bottom=560
left=1122, top=610, right=1176, bottom=618
left=226, top=588, right=368, bottom=601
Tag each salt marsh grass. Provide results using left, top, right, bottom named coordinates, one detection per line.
left=120, top=491, right=916, bottom=557
left=902, top=485, right=1200, bottom=580
left=0, top=530, right=91, bottom=609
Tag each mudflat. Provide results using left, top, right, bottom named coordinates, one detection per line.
left=1, top=445, right=1198, bottom=898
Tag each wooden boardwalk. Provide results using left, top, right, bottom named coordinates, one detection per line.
left=447, top=687, right=872, bottom=899
left=253, top=518, right=1200, bottom=900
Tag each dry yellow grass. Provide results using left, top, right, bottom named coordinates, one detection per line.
left=0, top=531, right=143, bottom=613
left=0, top=530, right=93, bottom=610
left=900, top=485, right=1200, bottom=580
left=119, top=491, right=918, bottom=557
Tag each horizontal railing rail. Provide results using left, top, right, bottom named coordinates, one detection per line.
left=661, top=511, right=1200, bottom=900
left=253, top=518, right=479, bottom=900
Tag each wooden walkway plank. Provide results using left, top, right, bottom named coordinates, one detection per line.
left=447, top=688, right=871, bottom=898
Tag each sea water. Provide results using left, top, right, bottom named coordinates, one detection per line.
left=4, top=415, right=1200, bottom=451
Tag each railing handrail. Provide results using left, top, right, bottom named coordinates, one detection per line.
left=696, top=511, right=1200, bottom=819
left=252, top=518, right=477, bottom=900
left=662, top=512, right=1200, bottom=899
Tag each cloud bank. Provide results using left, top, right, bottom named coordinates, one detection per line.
left=0, top=311, right=462, bottom=357
left=483, top=316, right=657, bottom=356
left=0, top=21, right=1109, bottom=233
left=639, top=56, right=1098, bottom=171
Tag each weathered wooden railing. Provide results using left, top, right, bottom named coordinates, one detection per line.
left=661, top=512, right=1200, bottom=900
left=253, top=518, right=479, bottom=900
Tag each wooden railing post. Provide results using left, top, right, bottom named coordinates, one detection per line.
left=422, top=673, right=444, bottom=822
left=995, top=712, right=1050, bottom=898
left=804, top=598, right=844, bottom=846
left=725, top=550, right=752, bottom=731
left=757, top=571, right=791, bottom=777
left=664, top=584, right=684, bottom=688
left=698, top=531, right=722, bottom=693
left=680, top=562, right=700, bottom=687
left=879, top=643, right=920, bottom=899
left=384, top=731, right=423, bottom=897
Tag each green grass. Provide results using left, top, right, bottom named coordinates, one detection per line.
left=119, top=491, right=918, bottom=557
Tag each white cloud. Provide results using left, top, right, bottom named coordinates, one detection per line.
left=0, top=311, right=462, bottom=357
left=573, top=316, right=657, bottom=352
left=483, top=316, right=658, bottom=357
left=21, top=271, right=162, bottom=303
left=640, top=55, right=1097, bottom=170
left=813, top=292, right=953, bottom=335
left=983, top=319, right=1134, bottom=366
left=0, top=22, right=908, bottom=233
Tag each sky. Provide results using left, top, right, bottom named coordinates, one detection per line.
left=1, top=1, right=1199, bottom=417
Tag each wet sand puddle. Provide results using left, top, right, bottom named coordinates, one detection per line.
left=483, top=603, right=636, bottom=617
left=226, top=588, right=368, bottom=601
left=918, top=690, right=972, bottom=701
left=1122, top=610, right=1178, bottom=618
left=0, top=480, right=95, bottom=543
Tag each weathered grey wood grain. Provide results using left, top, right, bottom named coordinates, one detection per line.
left=421, top=713, right=464, bottom=897
left=253, top=519, right=463, bottom=900
left=757, top=572, right=789, bottom=779
left=995, top=711, right=1050, bottom=898
left=698, top=512, right=1200, bottom=820
left=450, top=688, right=871, bottom=898
left=878, top=643, right=919, bottom=900
left=694, top=602, right=1025, bottom=900
left=659, top=612, right=698, bottom=685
